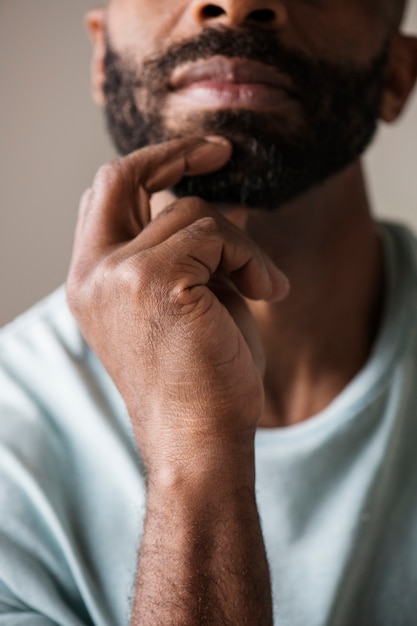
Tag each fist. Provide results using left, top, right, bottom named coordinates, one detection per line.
left=66, top=137, right=288, bottom=477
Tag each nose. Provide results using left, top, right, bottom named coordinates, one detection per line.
left=191, top=0, right=288, bottom=30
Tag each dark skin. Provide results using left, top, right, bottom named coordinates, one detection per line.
left=66, top=0, right=417, bottom=623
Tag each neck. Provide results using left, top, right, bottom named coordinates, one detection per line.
left=245, top=161, right=384, bottom=427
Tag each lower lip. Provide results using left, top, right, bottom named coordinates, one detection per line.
left=170, top=81, right=295, bottom=110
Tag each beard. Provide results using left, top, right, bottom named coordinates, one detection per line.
left=103, top=27, right=388, bottom=210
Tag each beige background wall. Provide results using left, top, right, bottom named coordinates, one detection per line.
left=0, top=1, right=416, bottom=327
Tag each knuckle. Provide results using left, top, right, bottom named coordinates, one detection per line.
left=113, top=253, right=156, bottom=298
left=68, top=252, right=160, bottom=310
left=66, top=266, right=91, bottom=318
left=93, top=158, right=124, bottom=188
left=191, top=215, right=221, bottom=237
left=182, top=195, right=212, bottom=214
left=95, top=161, right=115, bottom=182
left=67, top=255, right=114, bottom=317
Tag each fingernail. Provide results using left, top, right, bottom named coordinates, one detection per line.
left=263, top=256, right=290, bottom=302
left=203, top=135, right=231, bottom=146
left=186, top=137, right=232, bottom=172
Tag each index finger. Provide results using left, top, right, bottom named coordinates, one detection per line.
left=79, top=136, right=232, bottom=251
left=127, top=135, right=232, bottom=194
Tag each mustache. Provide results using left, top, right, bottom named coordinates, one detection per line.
left=135, top=26, right=320, bottom=97
left=142, top=26, right=310, bottom=78
left=131, top=25, right=388, bottom=97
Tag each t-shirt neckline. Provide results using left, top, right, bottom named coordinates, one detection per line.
left=256, top=221, right=416, bottom=444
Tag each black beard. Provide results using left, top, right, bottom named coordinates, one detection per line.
left=103, top=27, right=388, bottom=210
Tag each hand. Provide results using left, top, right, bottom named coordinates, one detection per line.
left=66, top=137, right=289, bottom=479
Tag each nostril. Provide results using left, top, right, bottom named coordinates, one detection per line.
left=201, top=4, right=227, bottom=19
left=248, top=9, right=276, bottom=23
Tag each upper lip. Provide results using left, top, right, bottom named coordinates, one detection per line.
left=169, top=56, right=297, bottom=94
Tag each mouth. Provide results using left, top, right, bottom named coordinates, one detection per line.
left=168, top=56, right=299, bottom=111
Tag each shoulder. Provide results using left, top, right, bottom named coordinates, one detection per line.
left=0, top=289, right=87, bottom=619
left=0, top=286, right=92, bottom=445
left=0, top=287, right=92, bottom=504
left=0, top=285, right=133, bottom=502
left=0, top=286, right=85, bottom=367
left=0, top=288, right=144, bottom=624
left=0, top=285, right=132, bottom=458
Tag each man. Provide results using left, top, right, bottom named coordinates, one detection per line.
left=1, top=0, right=417, bottom=624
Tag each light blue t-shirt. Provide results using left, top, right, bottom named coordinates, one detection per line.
left=1, top=221, right=417, bottom=626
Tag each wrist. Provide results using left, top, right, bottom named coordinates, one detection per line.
left=146, top=441, right=256, bottom=497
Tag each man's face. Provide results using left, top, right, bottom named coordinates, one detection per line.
left=102, top=0, right=391, bottom=209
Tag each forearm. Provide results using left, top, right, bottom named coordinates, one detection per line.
left=130, top=456, right=273, bottom=626
left=66, top=136, right=282, bottom=625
